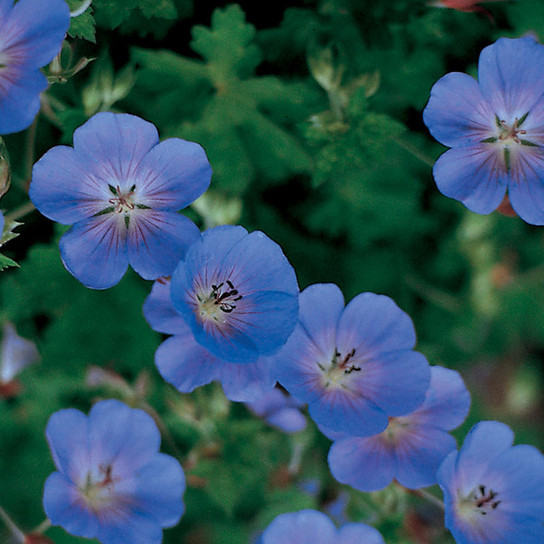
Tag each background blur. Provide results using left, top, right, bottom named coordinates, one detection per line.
left=1, top=0, right=543, bottom=542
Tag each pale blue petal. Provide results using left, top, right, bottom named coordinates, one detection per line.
left=478, top=37, right=544, bottom=121
left=336, top=292, right=417, bottom=355
left=73, top=113, right=159, bottom=188
left=44, top=472, right=99, bottom=539
left=143, top=280, right=187, bottom=335
left=261, top=510, right=336, bottom=544
left=155, top=334, right=218, bottom=393
left=338, top=523, right=385, bottom=544
left=328, top=435, right=396, bottom=492
left=433, top=145, right=507, bottom=214
left=127, top=211, right=200, bottom=280
left=133, top=453, right=185, bottom=527
left=136, top=138, right=211, bottom=210
left=59, top=215, right=129, bottom=290
left=0, top=67, right=46, bottom=134
left=30, top=145, right=110, bottom=223
left=1, top=0, right=69, bottom=69
left=45, top=408, right=90, bottom=481
left=87, top=400, right=161, bottom=478
left=423, top=72, right=495, bottom=148
left=0, top=322, right=40, bottom=383
left=217, top=356, right=276, bottom=402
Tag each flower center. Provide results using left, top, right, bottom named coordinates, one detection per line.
left=196, top=280, right=243, bottom=323
left=80, top=464, right=119, bottom=512
left=497, top=116, right=527, bottom=144
left=108, top=184, right=136, bottom=213
left=459, top=484, right=501, bottom=518
left=319, top=347, right=360, bottom=388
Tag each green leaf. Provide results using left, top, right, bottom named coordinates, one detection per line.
left=66, top=0, right=96, bottom=42
left=191, top=4, right=262, bottom=85
left=0, top=253, right=18, bottom=271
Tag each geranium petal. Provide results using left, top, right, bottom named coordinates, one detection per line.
left=478, top=37, right=544, bottom=120
left=59, top=215, right=129, bottom=290
left=136, top=138, right=211, bottom=210
left=143, top=280, right=187, bottom=335
left=338, top=523, right=385, bottom=544
left=133, top=453, right=185, bottom=527
left=433, top=145, right=507, bottom=214
left=73, top=113, right=159, bottom=188
left=423, top=72, right=495, bottom=148
left=395, top=425, right=457, bottom=489
left=358, top=350, right=430, bottom=416
left=127, top=211, right=200, bottom=280
left=261, top=510, right=337, bottom=544
left=31, top=145, right=110, bottom=224
left=216, top=357, right=276, bottom=402
left=44, top=472, right=99, bottom=540
left=155, top=334, right=218, bottom=393
left=409, top=366, right=470, bottom=431
left=328, top=435, right=396, bottom=492
left=87, top=400, right=161, bottom=478
left=0, top=67, right=46, bottom=134
left=95, top=512, right=164, bottom=544
left=336, top=292, right=417, bottom=356
left=1, top=0, right=69, bottom=69
left=507, top=147, right=544, bottom=225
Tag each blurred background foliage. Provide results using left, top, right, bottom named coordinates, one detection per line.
left=0, top=0, right=543, bottom=543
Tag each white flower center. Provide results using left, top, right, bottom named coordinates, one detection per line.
left=458, top=483, right=501, bottom=521
left=196, top=280, right=243, bottom=324
left=319, top=348, right=361, bottom=388
left=80, top=464, right=118, bottom=512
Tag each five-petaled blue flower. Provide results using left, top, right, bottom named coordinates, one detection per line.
left=437, top=420, right=544, bottom=544
left=273, top=283, right=430, bottom=437
left=43, top=399, right=186, bottom=544
left=423, top=37, right=544, bottom=224
left=325, top=366, right=470, bottom=491
left=144, top=275, right=277, bottom=402
left=169, top=224, right=299, bottom=364
left=0, top=0, right=70, bottom=134
left=30, top=112, right=211, bottom=289
left=258, top=509, right=385, bottom=544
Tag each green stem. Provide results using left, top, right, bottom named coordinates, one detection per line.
left=32, top=518, right=52, bottom=534
left=24, top=117, right=38, bottom=183
left=5, top=200, right=35, bottom=222
left=400, top=485, right=445, bottom=511
left=0, top=505, right=25, bottom=543
left=394, top=136, right=436, bottom=168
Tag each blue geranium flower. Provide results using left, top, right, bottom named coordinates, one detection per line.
left=169, top=225, right=299, bottom=364
left=437, top=421, right=544, bottom=544
left=43, top=399, right=185, bottom=544
left=258, top=509, right=385, bottom=544
left=245, top=387, right=307, bottom=433
left=144, top=277, right=277, bottom=402
left=30, top=112, right=211, bottom=289
left=326, top=366, right=470, bottom=491
left=0, top=0, right=70, bottom=134
left=423, top=37, right=544, bottom=224
left=274, top=283, right=430, bottom=437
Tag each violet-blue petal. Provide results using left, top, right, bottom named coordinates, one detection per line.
left=266, top=407, right=307, bottom=433
left=0, top=322, right=40, bottom=383
left=30, top=145, right=110, bottom=224
left=328, top=435, right=396, bottom=492
left=87, top=399, right=161, bottom=477
left=261, top=510, right=337, bottom=544
left=155, top=334, right=218, bottom=393
left=45, top=408, right=90, bottom=480
left=215, top=356, right=276, bottom=402
left=478, top=37, right=544, bottom=120
left=309, top=388, right=389, bottom=437
left=337, top=523, right=385, bottom=544
left=433, top=146, right=507, bottom=214
left=133, top=453, right=186, bottom=527
left=59, top=215, right=129, bottom=290
left=143, top=279, right=187, bottom=335
left=2, top=0, right=69, bottom=69
left=423, top=72, right=495, bottom=148
left=73, top=113, right=159, bottom=182
left=507, top=150, right=544, bottom=225
left=358, top=350, right=430, bottom=416
left=411, top=366, right=470, bottom=431
left=395, top=425, right=457, bottom=489
left=127, top=210, right=200, bottom=280
left=297, top=283, right=345, bottom=357
left=95, top=512, right=164, bottom=544
left=0, top=67, right=47, bottom=134
left=43, top=472, right=99, bottom=540
left=137, top=138, right=212, bottom=210
left=336, top=292, right=417, bottom=355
